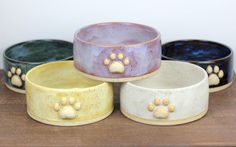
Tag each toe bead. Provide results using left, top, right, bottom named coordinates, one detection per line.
left=7, top=71, right=12, bottom=78
left=104, top=58, right=110, bottom=65
left=110, top=53, right=116, bottom=59
left=214, top=66, right=219, bottom=73
left=154, top=98, right=161, bottom=106
left=11, top=67, right=16, bottom=74
left=74, top=102, right=81, bottom=110
left=218, top=70, right=224, bottom=78
left=118, top=53, right=124, bottom=59
left=168, top=104, right=175, bottom=112
left=54, top=103, right=60, bottom=111
left=147, top=103, right=154, bottom=111
left=207, top=65, right=213, bottom=73
left=123, top=58, right=130, bottom=65
left=163, top=98, right=170, bottom=105
left=69, top=97, right=75, bottom=105
left=16, top=68, right=21, bottom=75
left=21, top=74, right=26, bottom=81
left=61, top=97, right=67, bottom=105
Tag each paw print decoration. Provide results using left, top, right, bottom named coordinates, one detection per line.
left=7, top=66, right=25, bottom=87
left=207, top=65, right=224, bottom=86
left=147, top=98, right=175, bottom=119
left=103, top=53, right=130, bottom=73
left=54, top=97, right=81, bottom=119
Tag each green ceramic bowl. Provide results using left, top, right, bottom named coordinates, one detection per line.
left=3, top=39, right=73, bottom=93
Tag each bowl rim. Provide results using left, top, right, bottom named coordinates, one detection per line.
left=162, top=39, right=233, bottom=64
left=124, top=60, right=208, bottom=91
left=74, top=22, right=161, bottom=48
left=25, top=61, right=110, bottom=92
left=3, top=39, right=73, bottom=65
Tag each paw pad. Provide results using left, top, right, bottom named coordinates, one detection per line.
left=7, top=66, right=25, bottom=87
left=54, top=97, right=81, bottom=119
left=207, top=65, right=224, bottom=86
left=147, top=98, right=175, bottom=119
left=103, top=53, right=130, bottom=73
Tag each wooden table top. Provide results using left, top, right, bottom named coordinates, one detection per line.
left=0, top=70, right=236, bottom=147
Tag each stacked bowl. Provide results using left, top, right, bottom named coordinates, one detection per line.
left=3, top=22, right=233, bottom=126
left=3, top=39, right=73, bottom=93
left=162, top=40, right=233, bottom=93
left=73, top=22, right=162, bottom=82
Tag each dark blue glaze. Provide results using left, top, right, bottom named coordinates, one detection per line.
left=162, top=40, right=231, bottom=62
left=162, top=40, right=233, bottom=91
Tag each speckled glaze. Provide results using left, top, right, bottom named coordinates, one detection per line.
left=162, top=40, right=234, bottom=93
left=26, top=61, right=113, bottom=126
left=121, top=61, right=209, bottom=125
left=74, top=22, right=161, bottom=82
left=3, top=39, right=73, bottom=93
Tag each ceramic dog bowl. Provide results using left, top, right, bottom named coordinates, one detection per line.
left=25, top=61, right=113, bottom=126
left=120, top=61, right=209, bottom=125
left=74, top=22, right=161, bottom=82
left=3, top=39, right=73, bottom=93
left=162, top=40, right=234, bottom=93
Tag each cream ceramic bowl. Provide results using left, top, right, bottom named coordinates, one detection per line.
left=26, top=61, right=113, bottom=126
left=120, top=61, right=209, bottom=125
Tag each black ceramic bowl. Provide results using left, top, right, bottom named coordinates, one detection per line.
left=162, top=40, right=234, bottom=92
left=3, top=39, right=73, bottom=93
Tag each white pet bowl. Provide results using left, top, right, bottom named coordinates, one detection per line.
left=120, top=61, right=209, bottom=125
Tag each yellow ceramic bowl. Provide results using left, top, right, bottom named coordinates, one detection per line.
left=25, top=61, right=113, bottom=126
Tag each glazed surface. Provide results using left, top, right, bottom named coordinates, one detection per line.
left=132, top=61, right=206, bottom=89
left=3, top=40, right=73, bottom=93
left=26, top=61, right=113, bottom=126
left=77, top=22, right=158, bottom=46
left=74, top=22, right=161, bottom=80
left=120, top=61, right=209, bottom=125
left=4, top=40, right=73, bottom=63
left=27, top=61, right=102, bottom=89
left=162, top=40, right=231, bottom=61
left=162, top=40, right=234, bottom=92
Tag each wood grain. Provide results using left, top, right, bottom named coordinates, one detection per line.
left=0, top=70, right=236, bottom=147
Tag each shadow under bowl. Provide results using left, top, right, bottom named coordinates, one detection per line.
left=3, top=39, right=73, bottom=93
left=162, top=40, right=234, bottom=92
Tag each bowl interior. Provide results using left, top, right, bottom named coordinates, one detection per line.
left=77, top=22, right=158, bottom=46
left=5, top=40, right=73, bottom=63
left=162, top=40, right=231, bottom=62
left=131, top=61, right=206, bottom=89
left=27, top=61, right=103, bottom=89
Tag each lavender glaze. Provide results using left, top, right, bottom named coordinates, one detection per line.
left=74, top=22, right=161, bottom=81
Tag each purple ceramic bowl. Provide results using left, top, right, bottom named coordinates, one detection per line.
left=73, top=22, right=161, bottom=82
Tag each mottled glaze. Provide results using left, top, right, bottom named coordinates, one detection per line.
left=162, top=40, right=234, bottom=92
left=74, top=22, right=161, bottom=82
left=3, top=39, right=73, bottom=93
left=26, top=61, right=113, bottom=126
left=121, top=61, right=209, bottom=125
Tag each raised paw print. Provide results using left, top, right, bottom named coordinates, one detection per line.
left=7, top=67, right=25, bottom=87
left=147, top=98, right=175, bottom=119
left=103, top=53, right=130, bottom=73
left=54, top=97, right=81, bottom=119
left=207, top=65, right=224, bottom=86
